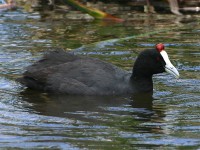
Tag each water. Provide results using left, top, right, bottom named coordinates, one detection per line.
left=0, top=10, right=200, bottom=149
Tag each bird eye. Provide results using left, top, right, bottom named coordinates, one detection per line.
left=156, top=57, right=160, bottom=61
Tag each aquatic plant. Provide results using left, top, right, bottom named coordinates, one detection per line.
left=63, top=0, right=124, bottom=22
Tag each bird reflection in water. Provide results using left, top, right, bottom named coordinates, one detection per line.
left=20, top=90, right=164, bottom=122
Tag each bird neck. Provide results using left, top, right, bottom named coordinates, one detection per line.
left=130, top=74, right=153, bottom=94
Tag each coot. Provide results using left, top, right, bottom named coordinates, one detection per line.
left=18, top=43, right=179, bottom=95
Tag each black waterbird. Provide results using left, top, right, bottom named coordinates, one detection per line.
left=18, top=43, right=179, bottom=95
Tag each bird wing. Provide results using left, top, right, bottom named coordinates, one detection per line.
left=20, top=51, right=128, bottom=94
